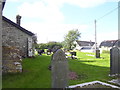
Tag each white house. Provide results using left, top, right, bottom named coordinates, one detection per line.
left=99, top=40, right=120, bottom=53
left=75, top=40, right=95, bottom=53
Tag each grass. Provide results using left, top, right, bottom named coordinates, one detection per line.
left=2, top=51, right=115, bottom=88
left=68, top=51, right=112, bottom=85
left=3, top=55, right=51, bottom=88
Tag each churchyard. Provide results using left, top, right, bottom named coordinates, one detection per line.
left=2, top=50, right=120, bottom=88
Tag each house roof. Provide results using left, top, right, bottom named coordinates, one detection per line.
left=99, top=40, right=120, bottom=48
left=2, top=16, right=34, bottom=36
left=76, top=41, right=95, bottom=46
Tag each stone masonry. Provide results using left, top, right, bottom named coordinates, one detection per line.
left=2, top=16, right=34, bottom=73
left=2, top=46, right=22, bottom=73
left=2, top=19, right=33, bottom=57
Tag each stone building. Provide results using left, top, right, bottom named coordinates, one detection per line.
left=2, top=1, right=36, bottom=73
left=2, top=15, right=35, bottom=57
left=2, top=15, right=36, bottom=73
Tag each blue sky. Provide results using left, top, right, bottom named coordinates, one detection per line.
left=3, top=0, right=119, bottom=44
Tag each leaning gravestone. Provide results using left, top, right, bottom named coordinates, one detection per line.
left=110, top=47, right=120, bottom=83
left=51, top=49, right=68, bottom=88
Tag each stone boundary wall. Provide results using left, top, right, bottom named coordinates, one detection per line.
left=2, top=46, right=22, bottom=73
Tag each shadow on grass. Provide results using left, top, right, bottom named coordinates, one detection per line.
left=68, top=58, right=113, bottom=86
left=77, top=60, right=96, bottom=62
left=2, top=55, right=114, bottom=88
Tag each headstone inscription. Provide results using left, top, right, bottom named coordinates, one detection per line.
left=51, top=49, right=68, bottom=88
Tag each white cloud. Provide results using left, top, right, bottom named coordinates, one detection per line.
left=17, top=1, right=64, bottom=24
left=97, top=31, right=118, bottom=44
left=107, top=0, right=120, bottom=2
left=65, top=0, right=106, bottom=8
left=17, top=0, right=119, bottom=21
left=21, top=22, right=88, bottom=43
left=16, top=0, right=118, bottom=43
left=7, top=0, right=19, bottom=2
left=17, top=0, right=119, bottom=23
left=65, top=0, right=119, bottom=8
left=80, top=31, right=118, bottom=45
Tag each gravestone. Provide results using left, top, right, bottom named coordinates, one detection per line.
left=51, top=49, right=68, bottom=88
left=110, top=47, right=120, bottom=83
left=96, top=49, right=100, bottom=58
left=70, top=52, right=77, bottom=59
left=47, top=49, right=51, bottom=55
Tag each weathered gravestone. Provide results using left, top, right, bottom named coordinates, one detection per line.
left=110, top=47, right=120, bottom=83
left=51, top=49, right=68, bottom=88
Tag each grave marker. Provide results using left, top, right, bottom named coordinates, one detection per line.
left=51, top=49, right=68, bottom=88
left=110, top=47, right=120, bottom=83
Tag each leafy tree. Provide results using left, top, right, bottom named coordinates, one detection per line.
left=36, top=41, right=63, bottom=50
left=32, top=35, right=37, bottom=44
left=39, top=43, right=48, bottom=49
left=63, top=29, right=81, bottom=50
left=47, top=41, right=63, bottom=49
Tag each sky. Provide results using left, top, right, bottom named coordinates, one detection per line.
left=3, top=0, right=120, bottom=44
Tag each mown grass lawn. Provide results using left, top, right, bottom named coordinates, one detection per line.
left=2, top=51, right=114, bottom=88
left=69, top=51, right=112, bottom=85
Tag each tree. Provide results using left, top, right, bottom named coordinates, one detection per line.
left=63, top=29, right=81, bottom=50
left=37, top=43, right=47, bottom=49
left=36, top=41, right=63, bottom=50
left=32, top=35, right=37, bottom=44
left=47, top=41, right=63, bottom=49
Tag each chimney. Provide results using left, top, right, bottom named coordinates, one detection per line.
left=16, top=15, right=21, bottom=25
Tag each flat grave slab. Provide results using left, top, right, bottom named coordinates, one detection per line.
left=69, top=81, right=120, bottom=88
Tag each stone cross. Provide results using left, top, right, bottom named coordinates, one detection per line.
left=51, top=49, right=68, bottom=88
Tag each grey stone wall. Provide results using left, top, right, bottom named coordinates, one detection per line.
left=2, top=46, right=22, bottom=73
left=2, top=20, right=32, bottom=57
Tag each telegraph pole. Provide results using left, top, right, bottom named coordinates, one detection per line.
left=95, top=20, right=97, bottom=51
left=94, top=19, right=100, bottom=58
